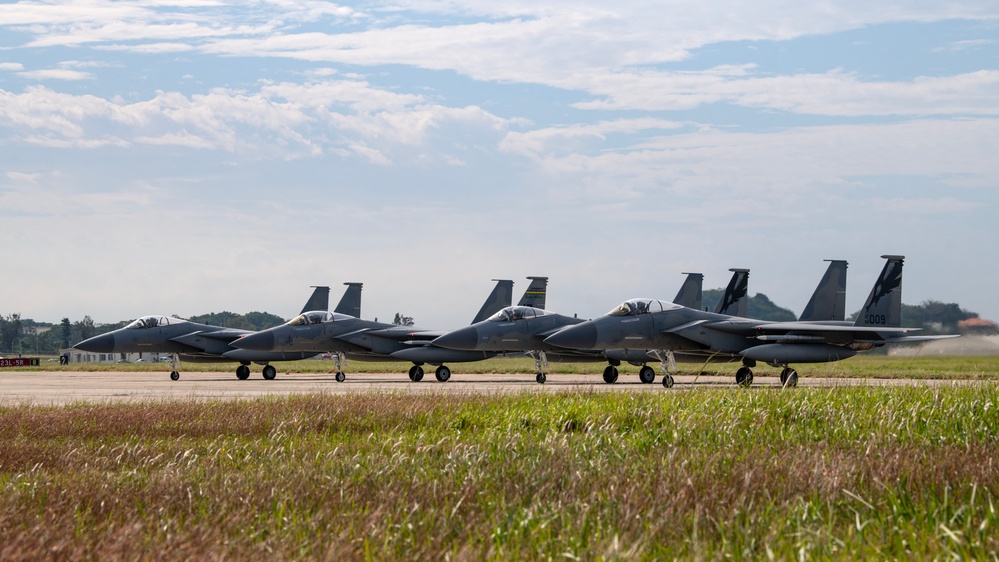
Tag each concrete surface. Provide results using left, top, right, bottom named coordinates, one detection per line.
left=0, top=371, right=978, bottom=406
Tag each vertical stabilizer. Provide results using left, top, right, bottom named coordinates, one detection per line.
left=799, top=260, right=848, bottom=322
left=471, top=279, right=514, bottom=324
left=300, top=286, right=331, bottom=314
left=334, top=282, right=363, bottom=318
left=855, top=255, right=904, bottom=328
left=715, top=269, right=750, bottom=317
left=517, top=276, right=549, bottom=309
left=673, top=273, right=703, bottom=310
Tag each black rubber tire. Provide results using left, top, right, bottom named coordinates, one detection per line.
left=170, top=371, right=180, bottom=381
left=662, top=374, right=675, bottom=388
left=602, top=365, right=619, bottom=384
left=536, top=372, right=546, bottom=384
left=736, top=366, right=753, bottom=387
left=335, top=371, right=345, bottom=383
left=435, top=365, right=451, bottom=382
left=639, top=365, right=655, bottom=384
left=262, top=365, right=277, bottom=380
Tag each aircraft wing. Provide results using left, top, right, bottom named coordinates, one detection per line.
left=168, top=328, right=254, bottom=355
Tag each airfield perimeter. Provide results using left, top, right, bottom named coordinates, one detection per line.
left=0, top=369, right=982, bottom=406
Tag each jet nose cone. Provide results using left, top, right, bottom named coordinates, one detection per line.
left=433, top=327, right=479, bottom=350
left=545, top=322, right=598, bottom=350
left=232, top=331, right=274, bottom=351
left=74, top=332, right=115, bottom=353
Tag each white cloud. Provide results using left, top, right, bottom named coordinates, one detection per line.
left=0, top=62, right=25, bottom=71
left=17, top=69, right=94, bottom=80
left=0, top=80, right=512, bottom=160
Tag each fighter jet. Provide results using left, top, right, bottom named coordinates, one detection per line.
left=73, top=284, right=359, bottom=381
left=230, top=277, right=548, bottom=382
left=544, top=256, right=956, bottom=388
left=432, top=271, right=739, bottom=384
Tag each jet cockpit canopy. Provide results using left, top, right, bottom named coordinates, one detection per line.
left=125, top=315, right=181, bottom=329
left=286, top=311, right=353, bottom=326
left=607, top=299, right=675, bottom=317
left=487, top=306, right=552, bottom=322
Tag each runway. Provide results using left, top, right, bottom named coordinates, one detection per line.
left=0, top=370, right=973, bottom=406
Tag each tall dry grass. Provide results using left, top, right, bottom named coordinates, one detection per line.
left=1, top=387, right=998, bottom=559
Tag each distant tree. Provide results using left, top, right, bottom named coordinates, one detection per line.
left=701, top=290, right=796, bottom=321
left=849, top=300, right=977, bottom=333
left=747, top=293, right=797, bottom=321
left=393, top=313, right=414, bottom=326
left=188, top=311, right=241, bottom=328
left=74, top=315, right=96, bottom=341
left=188, top=311, right=285, bottom=330
left=61, top=317, right=71, bottom=349
left=241, top=311, right=286, bottom=331
left=0, top=314, right=22, bottom=354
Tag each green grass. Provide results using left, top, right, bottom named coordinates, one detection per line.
left=2, top=387, right=999, bottom=559
left=21, top=354, right=999, bottom=380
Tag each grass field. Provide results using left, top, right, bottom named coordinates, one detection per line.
left=2, top=383, right=999, bottom=559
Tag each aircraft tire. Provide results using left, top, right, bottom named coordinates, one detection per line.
left=784, top=369, right=798, bottom=388
left=335, top=371, right=346, bottom=383
left=736, top=366, right=753, bottom=387
left=602, top=365, right=619, bottom=384
left=662, top=374, right=674, bottom=388
left=236, top=365, right=250, bottom=380
left=262, top=365, right=277, bottom=380
left=408, top=365, right=418, bottom=381
left=170, top=371, right=180, bottom=381
left=414, top=367, right=424, bottom=382
left=639, top=365, right=655, bottom=384
left=536, top=372, right=546, bottom=384
left=435, top=365, right=451, bottom=382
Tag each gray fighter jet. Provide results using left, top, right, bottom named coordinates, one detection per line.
left=73, top=284, right=359, bottom=381
left=230, top=277, right=548, bottom=382
left=544, top=256, right=955, bottom=388
left=432, top=271, right=742, bottom=384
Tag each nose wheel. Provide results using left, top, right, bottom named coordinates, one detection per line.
left=536, top=372, right=546, bottom=384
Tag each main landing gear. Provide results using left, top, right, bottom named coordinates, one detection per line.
left=602, top=365, right=619, bottom=384
left=733, top=360, right=798, bottom=388
left=236, top=364, right=250, bottom=380
left=780, top=366, right=799, bottom=388
left=408, top=363, right=451, bottom=382
left=262, top=365, right=277, bottom=380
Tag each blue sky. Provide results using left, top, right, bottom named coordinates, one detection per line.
left=2, top=1, right=997, bottom=328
